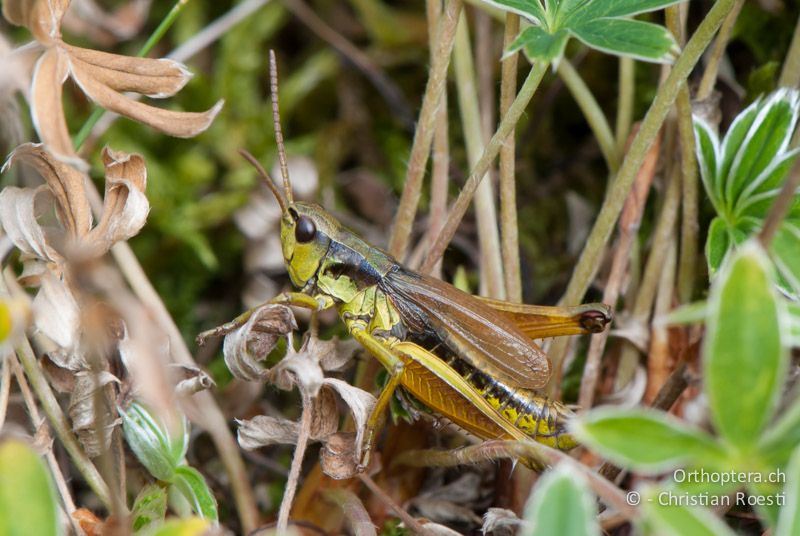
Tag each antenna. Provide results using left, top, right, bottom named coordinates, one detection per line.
left=269, top=50, right=293, bottom=203
left=239, top=149, right=287, bottom=213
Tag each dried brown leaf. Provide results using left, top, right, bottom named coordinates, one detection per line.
left=30, top=47, right=76, bottom=161
left=2, top=0, right=69, bottom=44
left=223, top=304, right=296, bottom=381
left=65, top=44, right=191, bottom=98
left=84, top=146, right=149, bottom=252
left=269, top=346, right=324, bottom=395
left=321, top=378, right=375, bottom=459
left=69, top=58, right=223, bottom=137
left=5, top=143, right=91, bottom=238
left=320, top=432, right=360, bottom=480
left=237, top=415, right=300, bottom=449
left=0, top=185, right=61, bottom=263
left=32, top=271, right=80, bottom=351
left=316, top=337, right=358, bottom=372
left=170, top=364, right=215, bottom=396
left=309, top=387, right=339, bottom=440
left=322, top=489, right=376, bottom=536
left=69, top=369, right=120, bottom=457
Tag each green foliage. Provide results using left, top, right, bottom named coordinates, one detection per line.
left=0, top=440, right=60, bottom=536
left=694, top=89, right=800, bottom=298
left=484, top=0, right=681, bottom=63
left=576, top=243, right=797, bottom=532
left=521, top=464, right=599, bottom=536
left=122, top=403, right=218, bottom=523
left=132, top=484, right=169, bottom=533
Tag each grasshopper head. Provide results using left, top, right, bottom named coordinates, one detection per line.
left=279, top=202, right=336, bottom=288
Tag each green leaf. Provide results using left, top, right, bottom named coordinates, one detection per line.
left=569, top=18, right=677, bottom=63
left=482, top=0, right=547, bottom=25
left=568, top=0, right=685, bottom=22
left=522, top=464, right=599, bottom=536
left=774, top=445, right=800, bottom=536
left=734, top=150, right=799, bottom=219
left=693, top=118, right=721, bottom=210
left=771, top=221, right=800, bottom=298
left=726, top=92, right=800, bottom=209
left=0, top=440, right=60, bottom=536
left=572, top=408, right=723, bottom=472
left=641, top=488, right=738, bottom=536
left=122, top=403, right=185, bottom=481
left=660, top=300, right=708, bottom=326
left=170, top=466, right=218, bottom=523
left=132, top=484, right=168, bottom=533
left=507, top=26, right=569, bottom=62
left=717, top=99, right=762, bottom=211
left=704, top=242, right=788, bottom=450
left=705, top=217, right=730, bottom=277
left=151, top=518, right=210, bottom=536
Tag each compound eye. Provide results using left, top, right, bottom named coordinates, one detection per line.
left=295, top=215, right=316, bottom=243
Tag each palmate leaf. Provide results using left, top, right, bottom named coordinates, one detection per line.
left=485, top=0, right=682, bottom=63
left=694, top=89, right=800, bottom=297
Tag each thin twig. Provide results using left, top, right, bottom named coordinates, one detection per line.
left=499, top=13, right=522, bottom=303
left=615, top=57, right=635, bottom=157
left=421, top=60, right=550, bottom=273
left=759, top=157, right=800, bottom=246
left=552, top=0, right=738, bottom=380
left=277, top=393, right=313, bottom=532
left=7, top=354, right=85, bottom=536
left=696, top=0, right=745, bottom=101
left=578, top=129, right=662, bottom=408
left=453, top=11, right=505, bottom=299
left=389, top=0, right=463, bottom=260
left=358, top=473, right=433, bottom=536
left=779, top=13, right=800, bottom=88
left=646, top=238, right=677, bottom=403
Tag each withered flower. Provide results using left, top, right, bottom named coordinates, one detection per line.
left=2, top=0, right=222, bottom=163
left=0, top=143, right=149, bottom=353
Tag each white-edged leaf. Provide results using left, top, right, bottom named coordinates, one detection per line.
left=572, top=408, right=723, bottom=473
left=774, top=445, right=800, bottom=536
left=569, top=18, right=678, bottom=63
left=481, top=0, right=547, bottom=25
left=641, top=487, right=738, bottom=536
left=169, top=466, right=218, bottom=523
left=693, top=117, right=721, bottom=211
left=507, top=25, right=569, bottom=62
left=704, top=242, right=789, bottom=449
left=522, top=463, right=599, bottom=536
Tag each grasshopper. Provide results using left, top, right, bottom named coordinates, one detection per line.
left=215, top=53, right=611, bottom=469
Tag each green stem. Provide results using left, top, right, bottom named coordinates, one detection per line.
left=558, top=60, right=619, bottom=173
left=73, top=0, right=193, bottom=150
left=453, top=12, right=505, bottom=299
left=696, top=0, right=744, bottom=101
left=421, top=60, right=550, bottom=273
left=388, top=0, right=463, bottom=260
left=15, top=339, right=112, bottom=508
left=615, top=56, right=635, bottom=156
left=779, top=12, right=800, bottom=88
left=559, top=0, right=737, bottom=308
left=499, top=13, right=522, bottom=303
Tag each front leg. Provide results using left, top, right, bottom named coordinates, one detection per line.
left=197, top=292, right=334, bottom=343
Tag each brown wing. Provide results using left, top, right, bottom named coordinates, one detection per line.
left=381, top=268, right=550, bottom=389
left=474, top=297, right=612, bottom=339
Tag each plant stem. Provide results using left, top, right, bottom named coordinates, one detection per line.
left=779, top=13, right=800, bottom=88
left=453, top=11, right=506, bottom=299
left=665, top=5, right=699, bottom=304
left=277, top=393, right=313, bottom=532
left=499, top=13, right=522, bottom=303
left=697, top=0, right=744, bottom=101
left=11, top=335, right=112, bottom=507
left=578, top=129, right=662, bottom=409
left=558, top=60, right=619, bottom=173
left=358, top=474, right=433, bottom=536
left=646, top=238, right=677, bottom=402
left=615, top=57, right=635, bottom=157
left=73, top=0, right=194, bottom=150
left=616, top=158, right=682, bottom=390
left=388, top=0, right=463, bottom=260
left=559, top=0, right=737, bottom=308
left=421, top=60, right=549, bottom=273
